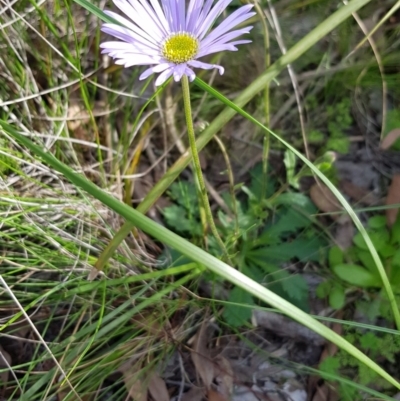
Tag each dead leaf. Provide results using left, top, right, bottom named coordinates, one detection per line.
left=87, top=267, right=100, bottom=281
left=208, top=389, right=229, bottom=401
left=386, top=174, right=400, bottom=226
left=191, top=322, right=215, bottom=389
left=380, top=128, right=400, bottom=150
left=180, top=387, right=205, bottom=401
left=340, top=180, right=378, bottom=205
left=148, top=372, right=169, bottom=401
left=335, top=218, right=354, bottom=250
left=311, top=382, right=340, bottom=401
left=132, top=312, right=163, bottom=337
left=213, top=356, right=233, bottom=399
left=67, top=103, right=90, bottom=132
left=310, top=183, right=341, bottom=217
left=118, top=359, right=147, bottom=401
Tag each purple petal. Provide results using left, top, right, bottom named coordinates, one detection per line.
left=155, top=67, right=174, bottom=85
left=186, top=0, right=204, bottom=32
left=139, top=63, right=172, bottom=80
left=120, top=0, right=164, bottom=41
left=114, top=54, right=162, bottom=67
left=188, top=60, right=224, bottom=74
left=195, top=0, right=233, bottom=39
left=201, top=27, right=253, bottom=49
left=197, top=43, right=238, bottom=57
left=110, top=0, right=164, bottom=41
left=162, top=0, right=178, bottom=31
left=177, top=0, right=185, bottom=30
left=136, top=0, right=170, bottom=36
left=193, top=0, right=215, bottom=34
left=184, top=66, right=196, bottom=81
left=148, top=0, right=171, bottom=34
left=102, top=23, right=159, bottom=51
left=201, top=6, right=255, bottom=45
left=172, top=64, right=187, bottom=81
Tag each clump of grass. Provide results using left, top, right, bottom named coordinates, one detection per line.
left=1, top=0, right=400, bottom=400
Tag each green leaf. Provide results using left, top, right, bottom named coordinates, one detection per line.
left=247, top=163, right=276, bottom=202
left=391, top=214, right=400, bottom=244
left=360, top=332, right=379, bottom=351
left=357, top=250, right=377, bottom=272
left=246, top=259, right=280, bottom=275
left=329, top=285, right=346, bottom=309
left=326, top=136, right=350, bottom=154
left=169, top=181, right=198, bottom=209
left=329, top=246, right=344, bottom=268
left=274, top=193, right=318, bottom=213
left=281, top=274, right=308, bottom=302
left=73, top=0, right=121, bottom=24
left=248, top=236, right=325, bottom=263
left=332, top=264, right=381, bottom=288
left=380, top=243, right=396, bottom=259
left=353, top=230, right=389, bottom=252
left=163, top=205, right=199, bottom=235
left=223, top=286, right=254, bottom=327
left=316, top=280, right=331, bottom=298
left=320, top=356, right=341, bottom=375
left=368, top=215, right=387, bottom=229
left=257, top=208, right=314, bottom=245
left=392, top=249, right=400, bottom=269
left=267, top=272, right=309, bottom=312
left=284, top=150, right=298, bottom=189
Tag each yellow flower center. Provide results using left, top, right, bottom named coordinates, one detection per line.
left=162, top=33, right=199, bottom=64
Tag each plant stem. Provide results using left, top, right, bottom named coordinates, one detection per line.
left=181, top=75, right=230, bottom=262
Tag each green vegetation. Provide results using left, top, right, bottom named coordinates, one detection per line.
left=1, top=0, right=400, bottom=400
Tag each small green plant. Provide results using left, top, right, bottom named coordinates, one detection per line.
left=162, top=164, right=328, bottom=326
left=306, top=96, right=353, bottom=154
left=320, top=328, right=400, bottom=400
left=162, top=180, right=202, bottom=237
left=317, top=214, right=400, bottom=318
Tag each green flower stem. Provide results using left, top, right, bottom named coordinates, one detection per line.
left=181, top=75, right=230, bottom=261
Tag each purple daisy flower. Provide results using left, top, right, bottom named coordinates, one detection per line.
left=100, top=0, right=255, bottom=86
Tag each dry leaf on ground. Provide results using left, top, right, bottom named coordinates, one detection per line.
left=311, top=382, right=340, bottom=401
left=310, top=183, right=341, bottom=217
left=208, top=389, right=229, bottom=401
left=191, top=322, right=215, bottom=389
left=180, top=387, right=205, bottom=401
left=148, top=371, right=169, bottom=401
left=380, top=128, right=400, bottom=150
left=118, top=359, right=147, bottom=401
left=340, top=180, right=378, bottom=205
left=213, top=356, right=233, bottom=399
left=335, top=219, right=354, bottom=250
left=386, top=174, right=400, bottom=226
